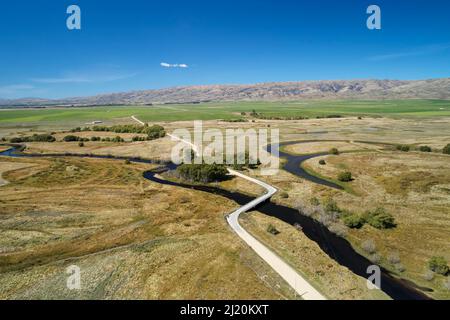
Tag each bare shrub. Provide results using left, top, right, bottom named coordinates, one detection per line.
left=313, top=205, right=325, bottom=217
left=423, top=270, right=435, bottom=281
left=318, top=212, right=334, bottom=227
left=362, top=239, right=377, bottom=254
left=369, top=253, right=381, bottom=264
left=328, top=223, right=348, bottom=237
left=443, top=278, right=450, bottom=291
left=387, top=252, right=401, bottom=265
left=394, top=263, right=405, bottom=273
left=295, top=201, right=314, bottom=217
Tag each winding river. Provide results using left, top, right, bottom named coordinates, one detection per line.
left=0, top=143, right=431, bottom=300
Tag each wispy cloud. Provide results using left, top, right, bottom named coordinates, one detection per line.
left=367, top=44, right=450, bottom=61
left=160, top=62, right=188, bottom=68
left=32, top=72, right=137, bottom=84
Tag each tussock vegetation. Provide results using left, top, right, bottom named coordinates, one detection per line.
left=0, top=157, right=293, bottom=299
left=240, top=212, right=390, bottom=300
left=293, top=148, right=450, bottom=299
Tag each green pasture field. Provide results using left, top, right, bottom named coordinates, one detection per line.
left=0, top=100, right=449, bottom=125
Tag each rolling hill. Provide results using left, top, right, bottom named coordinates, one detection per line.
left=1, top=78, right=450, bottom=107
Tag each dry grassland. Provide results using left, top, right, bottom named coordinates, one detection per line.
left=0, top=156, right=295, bottom=299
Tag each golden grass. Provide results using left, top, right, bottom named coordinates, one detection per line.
left=284, top=141, right=380, bottom=155
left=53, top=131, right=147, bottom=142
left=23, top=136, right=176, bottom=162
left=240, top=212, right=390, bottom=300
left=0, top=156, right=295, bottom=299
left=286, top=151, right=450, bottom=299
left=0, top=161, right=38, bottom=187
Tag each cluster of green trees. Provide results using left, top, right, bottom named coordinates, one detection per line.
left=90, top=124, right=144, bottom=133
left=315, top=114, right=343, bottom=119
left=90, top=124, right=166, bottom=139
left=63, top=135, right=124, bottom=143
left=186, top=151, right=261, bottom=171
left=132, top=136, right=150, bottom=142
left=395, top=144, right=450, bottom=154
left=254, top=114, right=309, bottom=120
left=145, top=125, right=166, bottom=140
left=342, top=214, right=365, bottom=229
left=396, top=145, right=411, bottom=152
left=340, top=207, right=396, bottom=230
left=10, top=134, right=55, bottom=143
left=228, top=151, right=261, bottom=170
left=63, top=135, right=88, bottom=142
left=363, top=207, right=396, bottom=229
left=419, top=145, right=432, bottom=152
left=221, top=119, right=248, bottom=123
left=71, top=124, right=166, bottom=140
left=176, top=163, right=229, bottom=183
left=70, top=127, right=91, bottom=133
left=247, top=110, right=342, bottom=120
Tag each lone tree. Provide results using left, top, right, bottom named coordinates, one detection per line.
left=267, top=224, right=280, bottom=235
left=396, top=145, right=410, bottom=152
left=419, top=145, right=432, bottom=152
left=329, top=148, right=339, bottom=155
left=337, top=171, right=352, bottom=182
left=63, top=135, right=80, bottom=142
left=443, top=144, right=450, bottom=155
left=428, top=256, right=449, bottom=275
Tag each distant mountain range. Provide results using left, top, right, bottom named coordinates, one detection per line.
left=1, top=78, right=450, bottom=107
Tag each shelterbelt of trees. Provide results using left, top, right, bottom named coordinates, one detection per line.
left=8, top=134, right=55, bottom=143
left=71, top=124, right=166, bottom=140
left=3, top=124, right=167, bottom=145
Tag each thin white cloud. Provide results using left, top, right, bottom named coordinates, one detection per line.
left=160, top=62, right=189, bottom=68
left=368, top=44, right=450, bottom=61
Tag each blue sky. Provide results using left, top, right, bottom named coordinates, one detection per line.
left=0, top=0, right=449, bottom=99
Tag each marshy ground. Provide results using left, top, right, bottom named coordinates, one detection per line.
left=0, top=108, right=449, bottom=299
